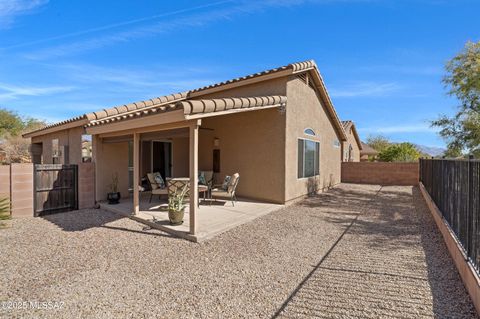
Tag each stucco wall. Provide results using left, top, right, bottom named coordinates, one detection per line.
left=95, top=141, right=130, bottom=201
left=201, top=107, right=285, bottom=203
left=197, top=77, right=287, bottom=203
left=285, top=77, right=342, bottom=202
left=171, top=137, right=189, bottom=177
left=342, top=127, right=361, bottom=162
left=31, top=126, right=85, bottom=164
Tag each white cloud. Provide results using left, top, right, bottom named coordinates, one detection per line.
left=0, top=0, right=48, bottom=28
left=330, top=82, right=401, bottom=98
left=0, top=82, right=74, bottom=101
left=18, top=0, right=375, bottom=59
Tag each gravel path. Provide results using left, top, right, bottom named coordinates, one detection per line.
left=0, top=184, right=477, bottom=318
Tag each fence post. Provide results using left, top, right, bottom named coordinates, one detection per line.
left=467, top=155, right=473, bottom=259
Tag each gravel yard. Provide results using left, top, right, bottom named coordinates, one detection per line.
left=0, top=184, right=477, bottom=318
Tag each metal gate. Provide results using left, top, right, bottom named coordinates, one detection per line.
left=34, top=164, right=78, bottom=216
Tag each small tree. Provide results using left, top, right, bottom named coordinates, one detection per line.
left=0, top=108, right=46, bottom=163
left=378, top=143, right=420, bottom=162
left=366, top=135, right=391, bottom=152
left=432, top=41, right=480, bottom=157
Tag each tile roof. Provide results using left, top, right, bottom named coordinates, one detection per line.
left=360, top=142, right=379, bottom=155
left=189, top=60, right=317, bottom=93
left=24, top=59, right=345, bottom=139
left=23, top=115, right=87, bottom=136
left=341, top=120, right=353, bottom=130
left=86, top=95, right=287, bottom=127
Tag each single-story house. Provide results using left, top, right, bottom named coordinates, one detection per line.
left=341, top=120, right=362, bottom=162
left=360, top=142, right=379, bottom=161
left=24, top=60, right=348, bottom=236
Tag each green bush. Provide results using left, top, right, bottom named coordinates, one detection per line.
left=378, top=143, right=420, bottom=162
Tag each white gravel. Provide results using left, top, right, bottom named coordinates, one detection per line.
left=0, top=184, right=477, bottom=318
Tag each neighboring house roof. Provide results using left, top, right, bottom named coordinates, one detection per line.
left=341, top=120, right=363, bottom=150
left=360, top=142, right=379, bottom=156
left=24, top=60, right=346, bottom=140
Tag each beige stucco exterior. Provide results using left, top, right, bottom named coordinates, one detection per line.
left=26, top=63, right=347, bottom=206
left=285, top=76, right=342, bottom=202
left=31, top=126, right=85, bottom=164
left=342, top=126, right=361, bottom=162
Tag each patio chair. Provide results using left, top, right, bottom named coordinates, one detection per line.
left=168, top=178, right=208, bottom=207
left=146, top=172, right=168, bottom=203
left=199, top=170, right=214, bottom=196
left=211, top=173, right=240, bottom=206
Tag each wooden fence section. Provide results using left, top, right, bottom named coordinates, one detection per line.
left=341, top=162, right=419, bottom=186
left=34, top=164, right=78, bottom=216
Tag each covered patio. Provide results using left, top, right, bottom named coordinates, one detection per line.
left=99, top=195, right=282, bottom=241
left=86, top=95, right=287, bottom=241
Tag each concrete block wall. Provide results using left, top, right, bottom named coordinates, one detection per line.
left=0, top=166, right=10, bottom=200
left=341, top=162, right=419, bottom=186
left=78, top=162, right=95, bottom=209
left=10, top=164, right=34, bottom=217
left=420, top=183, right=480, bottom=314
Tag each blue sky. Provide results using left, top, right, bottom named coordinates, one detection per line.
left=0, top=0, right=478, bottom=147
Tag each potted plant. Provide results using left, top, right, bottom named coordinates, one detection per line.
left=107, top=173, right=121, bottom=204
left=168, top=185, right=188, bottom=225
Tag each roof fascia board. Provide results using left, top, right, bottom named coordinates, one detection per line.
left=23, top=119, right=88, bottom=138
left=96, top=119, right=200, bottom=139
left=306, top=69, right=347, bottom=141
left=86, top=109, right=185, bottom=136
left=351, top=125, right=363, bottom=150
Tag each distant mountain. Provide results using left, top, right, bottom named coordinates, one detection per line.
left=413, top=144, right=446, bottom=157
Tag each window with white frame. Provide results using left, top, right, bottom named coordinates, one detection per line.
left=304, top=128, right=316, bottom=136
left=298, top=138, right=320, bottom=178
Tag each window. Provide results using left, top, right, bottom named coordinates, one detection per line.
left=304, top=128, right=316, bottom=136
left=213, top=149, right=220, bottom=173
left=52, top=139, right=59, bottom=164
left=82, top=134, right=92, bottom=162
left=298, top=139, right=320, bottom=178
left=333, top=139, right=340, bottom=148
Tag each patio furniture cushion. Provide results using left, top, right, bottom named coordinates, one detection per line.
left=147, top=173, right=158, bottom=190
left=153, top=172, right=165, bottom=188
left=221, top=176, right=231, bottom=191
left=203, top=171, right=214, bottom=185
left=198, top=171, right=207, bottom=185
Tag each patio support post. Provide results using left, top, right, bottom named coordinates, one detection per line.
left=189, top=120, right=200, bottom=235
left=133, top=132, right=140, bottom=215
left=92, top=134, right=101, bottom=203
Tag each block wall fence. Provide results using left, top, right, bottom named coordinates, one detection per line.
left=341, top=162, right=419, bottom=186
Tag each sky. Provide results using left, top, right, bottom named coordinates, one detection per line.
left=0, top=0, right=479, bottom=148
